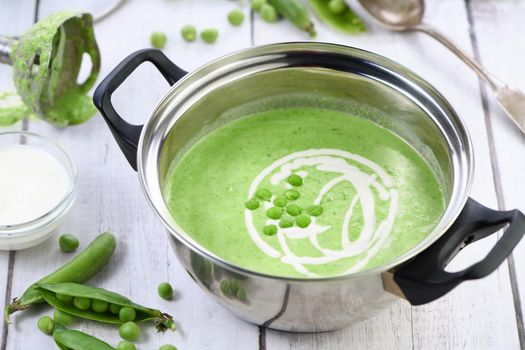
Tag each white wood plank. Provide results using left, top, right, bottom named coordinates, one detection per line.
left=254, top=0, right=520, bottom=349
left=5, top=1, right=258, bottom=349
left=468, top=0, right=525, bottom=328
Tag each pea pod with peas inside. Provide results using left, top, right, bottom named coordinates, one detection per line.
left=36, top=282, right=176, bottom=332
left=4, top=232, right=116, bottom=323
left=308, top=0, right=366, bottom=34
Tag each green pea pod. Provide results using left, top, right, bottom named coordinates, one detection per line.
left=53, top=326, right=117, bottom=350
left=4, top=232, right=116, bottom=323
left=37, top=282, right=176, bottom=332
left=269, top=0, right=317, bottom=37
left=308, top=0, right=366, bottom=34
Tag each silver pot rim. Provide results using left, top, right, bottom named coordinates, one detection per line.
left=136, top=42, right=474, bottom=282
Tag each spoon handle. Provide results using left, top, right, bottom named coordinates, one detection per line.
left=414, top=23, right=525, bottom=134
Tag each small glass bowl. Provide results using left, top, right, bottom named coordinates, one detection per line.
left=0, top=131, right=77, bottom=250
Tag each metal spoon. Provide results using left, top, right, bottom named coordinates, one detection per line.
left=357, top=0, right=525, bottom=135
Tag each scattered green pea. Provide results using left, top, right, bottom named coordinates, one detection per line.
left=287, top=174, right=303, bottom=186
left=119, top=321, right=141, bottom=342
left=237, top=288, right=247, bottom=302
left=150, top=31, right=168, bottom=49
left=263, top=224, right=278, bottom=236
left=59, top=234, right=79, bottom=253
left=110, top=303, right=122, bottom=314
left=180, top=24, right=197, bottom=42
left=229, top=278, right=239, bottom=294
left=307, top=205, right=323, bottom=217
left=117, top=307, right=136, bottom=322
left=279, top=218, right=293, bottom=228
left=37, top=316, right=54, bottom=334
left=328, top=0, right=347, bottom=14
left=245, top=198, right=260, bottom=210
left=92, top=299, right=109, bottom=313
left=266, top=207, right=283, bottom=220
left=118, top=341, right=137, bottom=350
left=73, top=296, right=91, bottom=310
left=296, top=215, right=311, bottom=228
left=158, top=282, right=174, bottom=300
left=260, top=4, right=278, bottom=22
left=284, top=189, right=300, bottom=201
left=53, top=309, right=75, bottom=326
left=159, top=345, right=178, bottom=350
left=273, top=197, right=287, bottom=208
left=251, top=0, right=267, bottom=11
left=56, top=293, right=73, bottom=302
left=255, top=188, right=272, bottom=201
left=220, top=279, right=231, bottom=296
left=286, top=204, right=302, bottom=216
left=201, top=28, right=219, bottom=44
left=228, top=8, right=245, bottom=26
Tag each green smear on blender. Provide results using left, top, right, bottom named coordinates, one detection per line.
left=0, top=92, right=34, bottom=126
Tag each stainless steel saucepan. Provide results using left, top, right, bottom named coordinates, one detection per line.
left=93, top=43, right=525, bottom=332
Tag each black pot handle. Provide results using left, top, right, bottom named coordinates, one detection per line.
left=93, top=49, right=187, bottom=170
left=394, top=198, right=525, bottom=305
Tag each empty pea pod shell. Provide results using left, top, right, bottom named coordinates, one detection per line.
left=54, top=326, right=116, bottom=350
left=37, top=282, right=176, bottom=332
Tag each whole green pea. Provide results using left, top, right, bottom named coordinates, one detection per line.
left=296, top=215, right=311, bottom=228
left=150, top=31, right=168, bottom=49
left=180, top=25, right=197, bottom=42
left=56, top=293, right=73, bottom=302
left=263, top=224, right=278, bottom=236
left=286, top=204, right=302, bottom=216
left=287, top=174, right=303, bottom=186
left=251, top=0, right=267, bottom=11
left=53, top=309, right=75, bottom=326
left=117, top=341, right=137, bottom=350
left=220, top=279, right=231, bottom=296
left=201, top=28, right=219, bottom=44
left=73, top=297, right=91, bottom=310
left=110, top=303, right=122, bottom=314
left=159, top=345, right=178, bottom=350
left=119, top=307, right=137, bottom=322
left=37, top=316, right=54, bottom=334
left=306, top=205, right=323, bottom=217
left=59, top=234, right=79, bottom=253
left=158, top=282, right=174, bottom=300
left=255, top=188, right=272, bottom=201
left=119, top=322, right=141, bottom=342
left=228, top=8, right=245, bottom=26
left=279, top=218, right=293, bottom=228
left=328, top=0, right=347, bottom=14
left=260, top=4, right=278, bottom=22
left=284, top=189, right=300, bottom=201
left=245, top=198, right=260, bottom=210
left=92, top=299, right=109, bottom=313
left=266, top=207, right=283, bottom=220
left=273, top=196, right=287, bottom=208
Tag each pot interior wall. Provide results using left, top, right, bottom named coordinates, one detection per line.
left=158, top=67, right=453, bottom=203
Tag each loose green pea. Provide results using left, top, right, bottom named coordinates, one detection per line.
left=307, top=205, right=323, bottom=217
left=237, top=288, right=247, bottom=302
left=37, top=316, right=54, bottom=334
left=53, top=309, right=75, bottom=326
left=158, top=282, right=174, bottom=300
left=286, top=204, right=302, bottom=216
left=228, top=8, right=245, bottom=26
left=201, top=28, right=219, bottom=44
left=229, top=278, right=239, bottom=294
left=150, top=31, right=167, bottom=49
left=56, top=293, right=73, bottom=302
left=159, top=345, right=178, bottom=350
left=92, top=299, right=109, bottom=313
left=279, top=218, right=293, bottom=228
left=180, top=25, right=197, bottom=42
left=263, top=224, right=278, bottom=236
left=273, top=197, right=287, bottom=208
left=110, top=303, right=122, bottom=314
left=119, top=321, right=141, bottom=342
left=266, top=207, right=283, bottom=220
left=296, top=215, right=311, bottom=228
left=328, top=0, right=347, bottom=14
left=251, top=0, right=267, bottom=11
left=59, top=234, right=80, bottom=253
left=118, top=341, right=137, bottom=350
left=73, top=296, right=91, bottom=310
left=284, top=189, right=300, bottom=201
left=220, top=279, right=231, bottom=296
left=260, top=4, right=278, bottom=22
left=245, top=199, right=260, bottom=210
left=255, top=188, right=272, bottom=201
left=287, top=174, right=303, bottom=186
left=119, top=307, right=136, bottom=322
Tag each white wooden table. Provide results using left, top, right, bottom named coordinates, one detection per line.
left=1, top=0, right=524, bottom=349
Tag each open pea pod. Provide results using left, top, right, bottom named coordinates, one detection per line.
left=37, top=283, right=176, bottom=332
left=53, top=326, right=116, bottom=350
left=308, top=0, right=366, bottom=34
